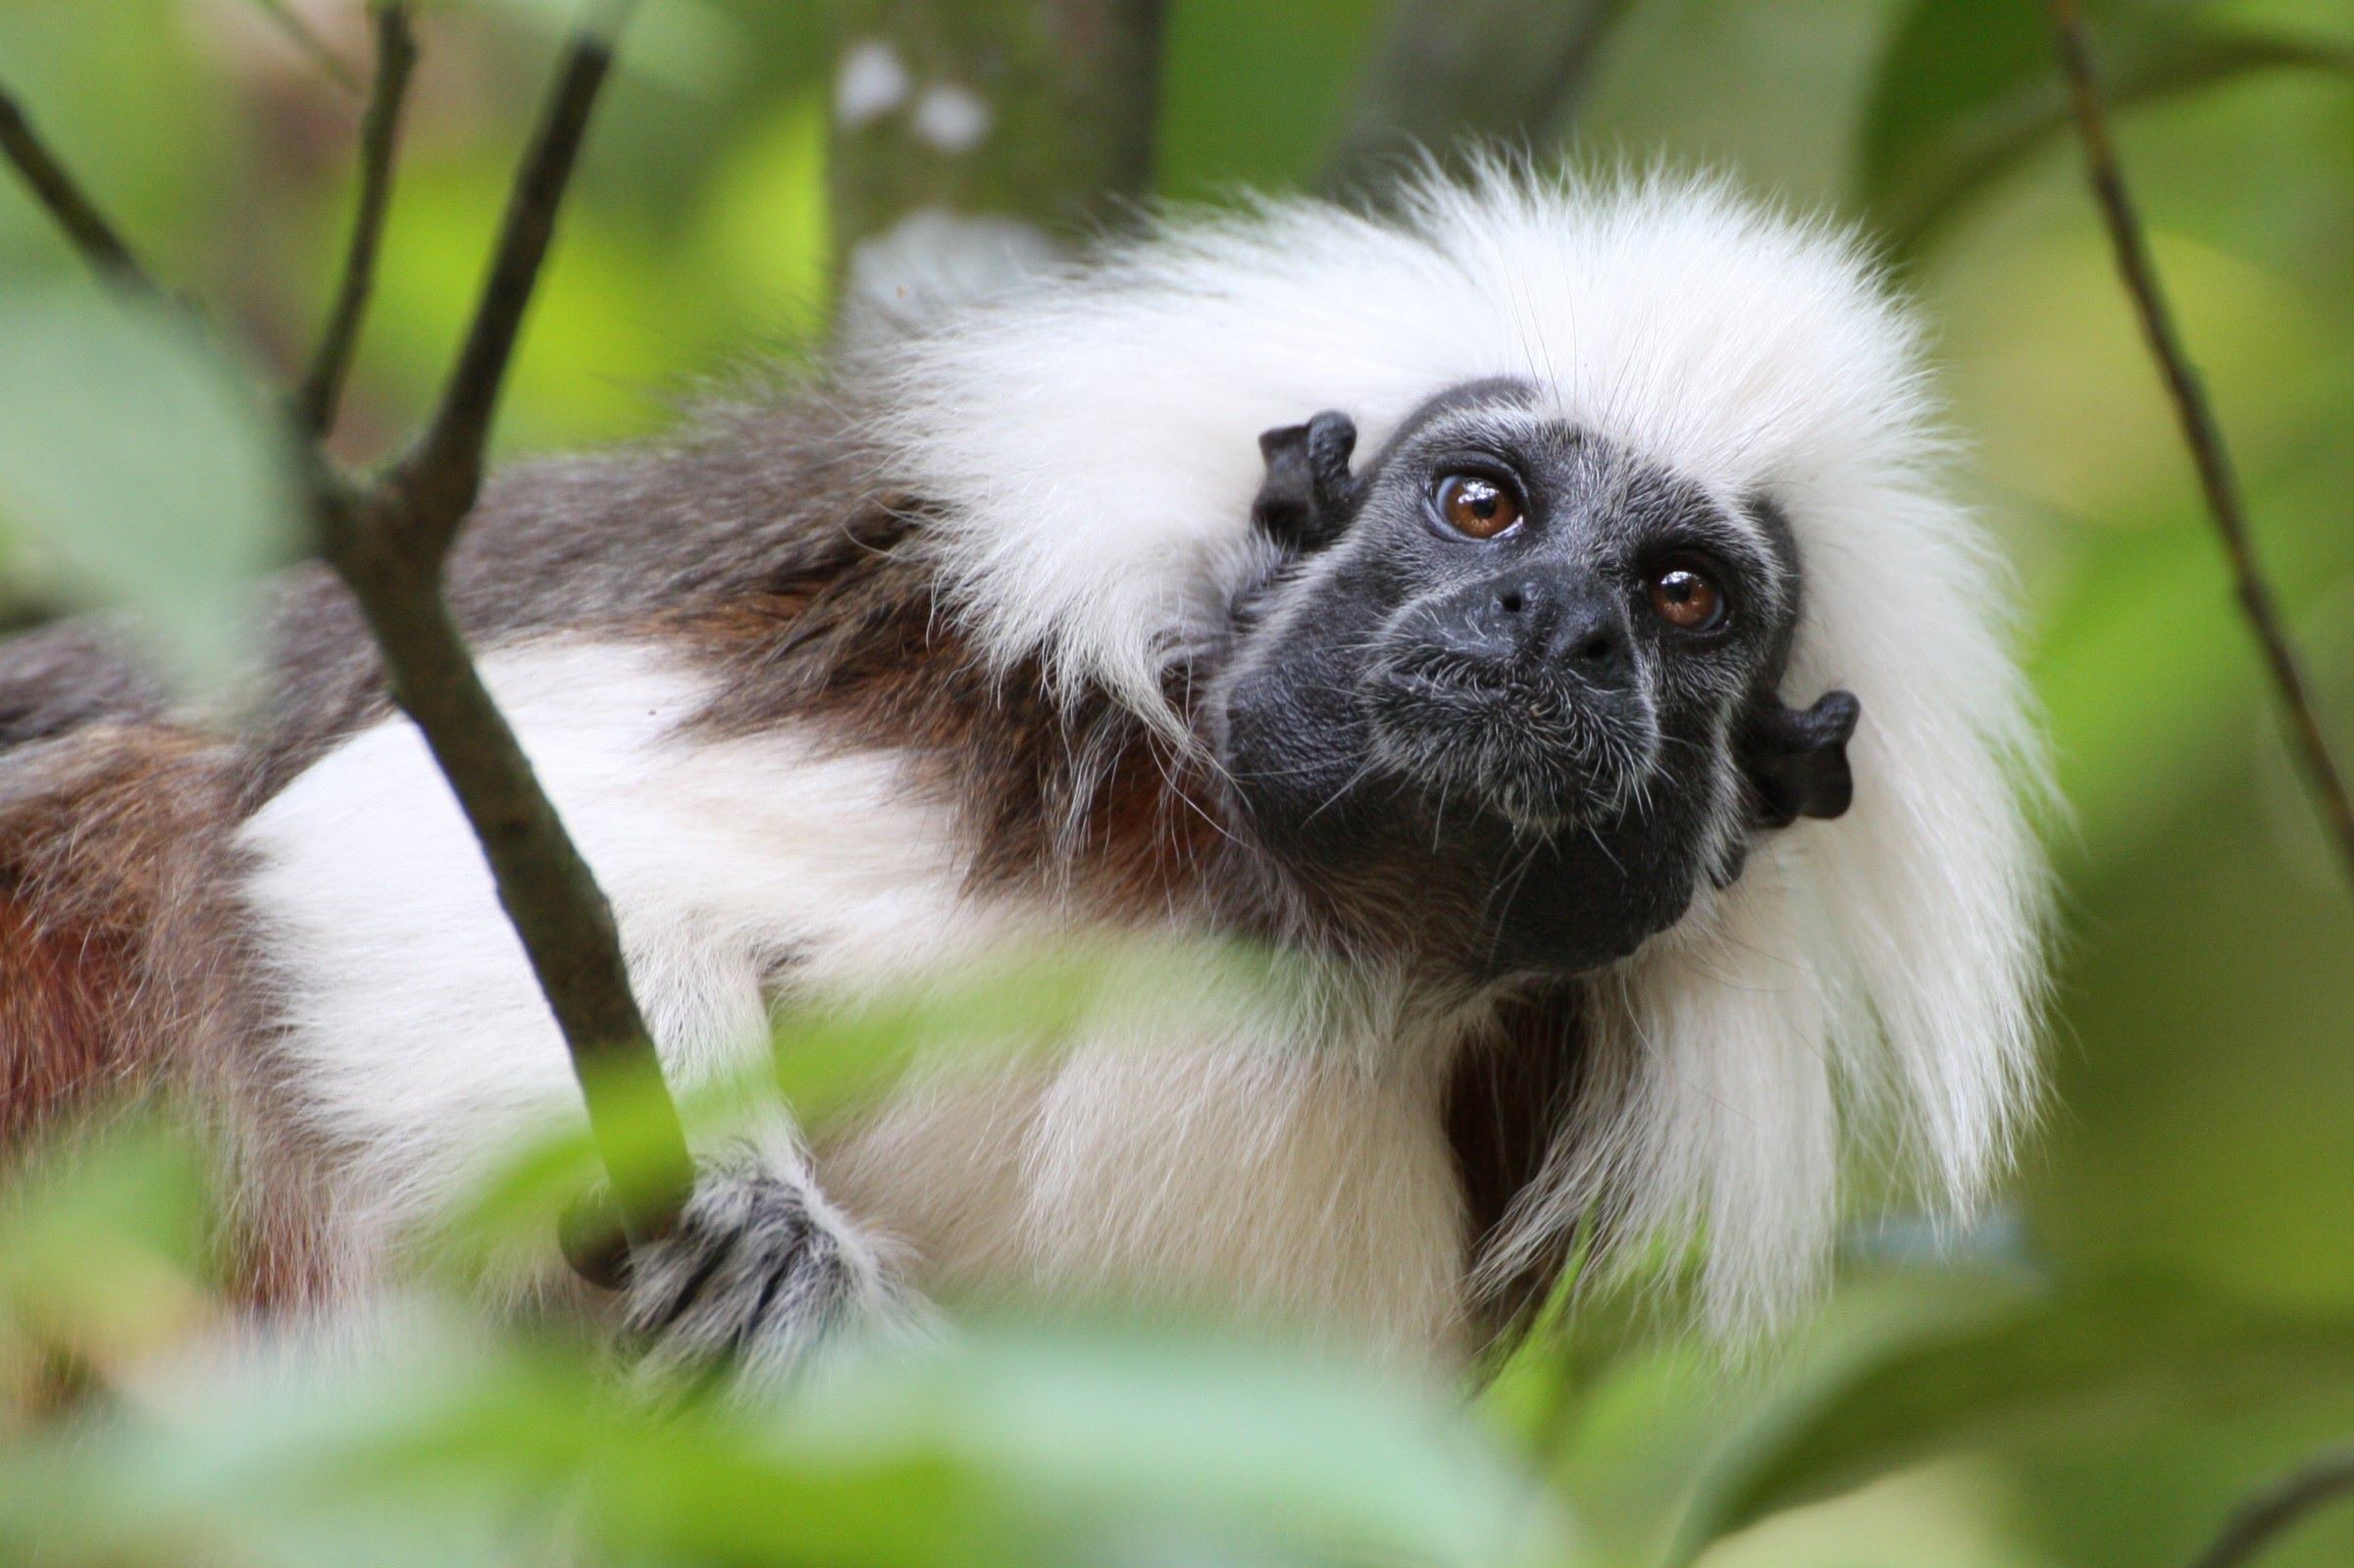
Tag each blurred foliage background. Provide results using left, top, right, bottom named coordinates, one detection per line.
left=4, top=0, right=2354, bottom=1565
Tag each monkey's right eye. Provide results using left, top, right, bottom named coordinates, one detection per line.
left=1433, top=474, right=1523, bottom=539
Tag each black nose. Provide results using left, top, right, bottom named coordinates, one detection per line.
left=1438, top=572, right=1633, bottom=686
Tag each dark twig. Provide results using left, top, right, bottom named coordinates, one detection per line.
left=2046, top=0, right=2354, bottom=893
left=315, top=478, right=691, bottom=1247
left=0, top=86, right=153, bottom=287
left=2187, top=1448, right=2354, bottom=1568
left=313, top=0, right=691, bottom=1247
left=298, top=3, right=416, bottom=437
left=390, top=0, right=626, bottom=557
left=2, top=2, right=689, bottom=1252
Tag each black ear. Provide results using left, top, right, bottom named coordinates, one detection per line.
left=1741, top=689, right=1861, bottom=828
left=1253, top=410, right=1359, bottom=552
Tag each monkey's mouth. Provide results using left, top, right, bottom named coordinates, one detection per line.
left=1358, top=651, right=1659, bottom=836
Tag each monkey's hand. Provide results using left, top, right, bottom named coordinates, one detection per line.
left=575, top=1137, right=920, bottom=1395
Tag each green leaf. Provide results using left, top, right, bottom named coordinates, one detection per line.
left=435, top=937, right=1292, bottom=1269
left=0, top=283, right=295, bottom=688
left=775, top=1321, right=1580, bottom=1568
left=1856, top=1, right=2354, bottom=255
left=1671, top=1275, right=2354, bottom=1562
left=0, top=1118, right=219, bottom=1363
left=0, top=1301, right=1575, bottom=1568
left=765, top=939, right=1273, bottom=1128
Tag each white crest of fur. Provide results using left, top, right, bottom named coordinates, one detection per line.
left=879, top=167, right=2051, bottom=1327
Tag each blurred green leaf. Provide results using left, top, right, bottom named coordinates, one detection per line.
left=0, top=1119, right=220, bottom=1376
left=1857, top=0, right=2354, bottom=255
left=764, top=939, right=1265, bottom=1127
left=1673, top=1276, right=2354, bottom=1562
left=1158, top=0, right=1393, bottom=197
left=0, top=283, right=293, bottom=687
left=439, top=938, right=1292, bottom=1268
left=778, top=1322, right=1579, bottom=1568
left=0, top=1297, right=1574, bottom=1568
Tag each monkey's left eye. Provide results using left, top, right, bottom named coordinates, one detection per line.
left=1647, top=558, right=1730, bottom=633
left=1433, top=474, right=1523, bottom=539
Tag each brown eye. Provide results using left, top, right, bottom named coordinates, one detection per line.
left=1648, top=560, right=1728, bottom=632
left=1434, top=474, right=1522, bottom=539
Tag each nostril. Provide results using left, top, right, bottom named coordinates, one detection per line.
left=1497, top=589, right=1525, bottom=615
left=1574, top=632, right=1614, bottom=666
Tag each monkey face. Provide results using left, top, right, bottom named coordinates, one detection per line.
left=1209, top=380, right=1855, bottom=979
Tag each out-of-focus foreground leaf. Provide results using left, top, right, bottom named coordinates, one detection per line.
left=440, top=936, right=1292, bottom=1269
left=0, top=1298, right=1577, bottom=1568
left=1858, top=0, right=2354, bottom=255
left=0, top=283, right=293, bottom=686
left=0, top=1120, right=220, bottom=1393
left=1672, top=1275, right=2354, bottom=1562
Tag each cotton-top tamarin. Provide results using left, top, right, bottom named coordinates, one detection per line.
left=0, top=172, right=2048, bottom=1383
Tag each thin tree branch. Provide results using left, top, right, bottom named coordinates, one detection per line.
left=314, top=0, right=691, bottom=1248
left=3, top=2, right=689, bottom=1254
left=0, top=86, right=153, bottom=288
left=2188, top=1448, right=2354, bottom=1568
left=2045, top=0, right=2354, bottom=893
left=298, top=3, right=416, bottom=438
left=316, top=474, right=689, bottom=1248
left=391, top=0, right=628, bottom=558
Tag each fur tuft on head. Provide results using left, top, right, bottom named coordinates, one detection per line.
left=874, top=165, right=2050, bottom=1330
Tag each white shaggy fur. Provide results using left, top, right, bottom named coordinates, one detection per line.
left=824, top=972, right=1475, bottom=1360
left=880, top=168, right=2049, bottom=1329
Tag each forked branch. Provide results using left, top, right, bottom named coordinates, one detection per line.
left=391, top=0, right=629, bottom=556
left=2, top=1, right=691, bottom=1250
left=2046, top=0, right=2354, bottom=893
left=314, top=0, right=691, bottom=1247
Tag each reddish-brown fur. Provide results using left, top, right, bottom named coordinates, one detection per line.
left=0, top=887, right=135, bottom=1147
left=0, top=729, right=219, bottom=1138
left=669, top=496, right=1238, bottom=930
left=0, top=726, right=340, bottom=1308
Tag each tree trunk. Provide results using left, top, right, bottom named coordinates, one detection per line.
left=1321, top=0, right=1636, bottom=198
left=828, top=0, right=1167, bottom=303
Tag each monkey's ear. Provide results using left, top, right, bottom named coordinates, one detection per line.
left=1254, top=410, right=1359, bottom=552
left=1741, top=689, right=1861, bottom=828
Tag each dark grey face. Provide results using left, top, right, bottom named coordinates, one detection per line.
left=1209, top=381, right=1858, bottom=980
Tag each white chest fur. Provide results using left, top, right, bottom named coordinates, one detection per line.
left=235, top=639, right=1468, bottom=1353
